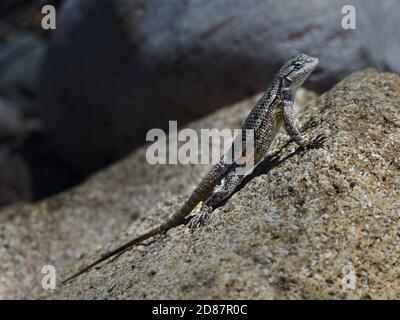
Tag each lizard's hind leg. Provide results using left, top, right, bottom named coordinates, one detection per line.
left=188, top=166, right=245, bottom=231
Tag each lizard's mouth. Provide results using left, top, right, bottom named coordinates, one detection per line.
left=310, top=57, right=319, bottom=65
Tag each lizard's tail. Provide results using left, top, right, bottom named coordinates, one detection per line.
left=62, top=161, right=231, bottom=284
left=61, top=201, right=206, bottom=284
left=61, top=224, right=164, bottom=284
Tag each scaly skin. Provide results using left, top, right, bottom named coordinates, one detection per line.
left=62, top=53, right=326, bottom=283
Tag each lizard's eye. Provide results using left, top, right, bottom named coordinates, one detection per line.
left=293, top=62, right=302, bottom=69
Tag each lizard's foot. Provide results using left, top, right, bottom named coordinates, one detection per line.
left=306, top=133, right=327, bottom=149
left=188, top=206, right=212, bottom=232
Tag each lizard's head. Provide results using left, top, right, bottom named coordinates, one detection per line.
left=280, top=53, right=318, bottom=90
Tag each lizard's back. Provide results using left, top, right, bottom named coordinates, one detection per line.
left=238, top=81, right=283, bottom=162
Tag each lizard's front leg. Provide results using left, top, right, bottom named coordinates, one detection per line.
left=283, top=100, right=326, bottom=148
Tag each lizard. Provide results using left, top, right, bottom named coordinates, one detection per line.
left=62, top=53, right=326, bottom=284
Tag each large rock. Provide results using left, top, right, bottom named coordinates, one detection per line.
left=0, top=32, right=46, bottom=116
left=0, top=98, right=24, bottom=141
left=39, top=0, right=400, bottom=174
left=24, top=69, right=400, bottom=299
left=0, top=99, right=33, bottom=207
left=0, top=0, right=65, bottom=115
left=0, top=147, right=32, bottom=206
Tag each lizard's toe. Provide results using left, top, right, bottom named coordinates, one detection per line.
left=188, top=210, right=211, bottom=232
left=309, top=133, right=327, bottom=149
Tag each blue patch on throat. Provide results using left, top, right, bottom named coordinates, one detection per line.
left=282, top=92, right=293, bottom=101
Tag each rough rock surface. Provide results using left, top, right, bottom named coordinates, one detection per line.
left=28, top=69, right=400, bottom=299
left=39, top=0, right=400, bottom=174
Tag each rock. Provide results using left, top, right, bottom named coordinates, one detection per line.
left=21, top=69, right=400, bottom=299
left=39, top=0, right=400, bottom=174
left=0, top=32, right=46, bottom=116
left=0, top=1, right=61, bottom=41
left=0, top=146, right=32, bottom=207
left=0, top=98, right=24, bottom=141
